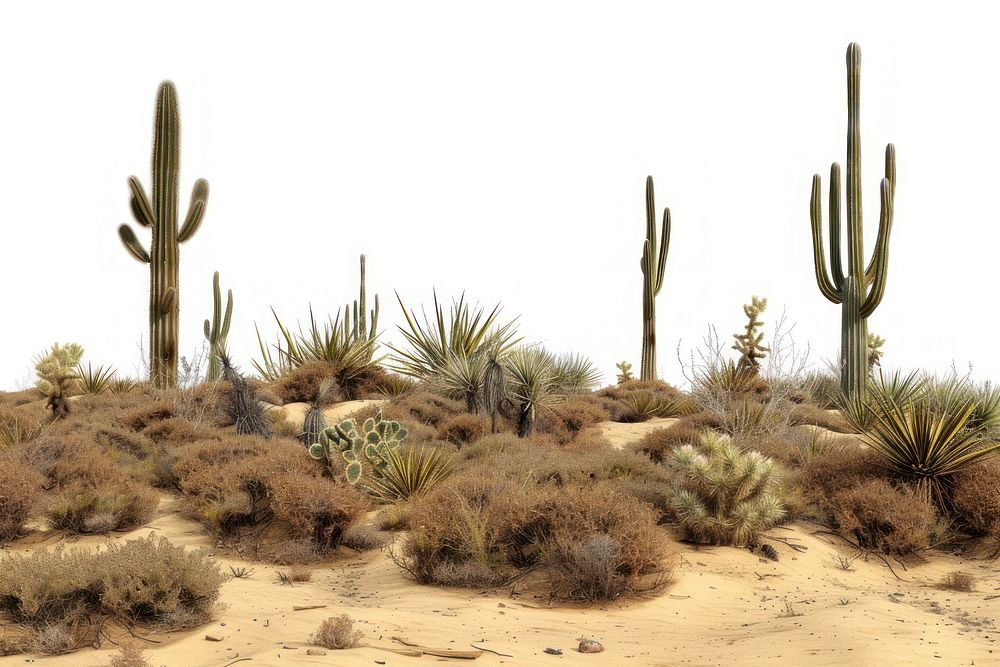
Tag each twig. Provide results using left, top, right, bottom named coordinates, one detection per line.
left=292, top=605, right=327, bottom=611
left=222, top=659, right=252, bottom=667
left=471, top=644, right=513, bottom=657
left=811, top=529, right=906, bottom=581
left=769, top=536, right=808, bottom=553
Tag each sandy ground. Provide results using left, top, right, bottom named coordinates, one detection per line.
left=2, top=417, right=998, bottom=666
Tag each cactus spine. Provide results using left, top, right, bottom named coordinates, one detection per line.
left=117, top=81, right=209, bottom=389
left=809, top=43, right=895, bottom=402
left=203, top=271, right=233, bottom=382
left=640, top=176, right=671, bottom=381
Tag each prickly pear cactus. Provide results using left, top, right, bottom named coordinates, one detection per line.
left=309, top=412, right=408, bottom=484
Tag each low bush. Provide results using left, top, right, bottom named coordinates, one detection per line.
left=794, top=443, right=882, bottom=507
left=0, top=535, right=221, bottom=652
left=829, top=479, right=938, bottom=555
left=788, top=404, right=854, bottom=433
left=269, top=473, right=368, bottom=550
left=110, top=644, right=151, bottom=667
left=436, top=413, right=489, bottom=446
left=950, top=458, right=1000, bottom=536
left=272, top=361, right=338, bottom=405
left=0, top=453, right=43, bottom=542
left=534, top=395, right=611, bottom=442
left=312, top=614, right=363, bottom=650
left=45, top=481, right=158, bottom=534
left=631, top=424, right=703, bottom=463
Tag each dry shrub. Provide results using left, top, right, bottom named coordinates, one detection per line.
left=437, top=413, right=489, bottom=446
left=0, top=535, right=221, bottom=641
left=673, top=411, right=726, bottom=432
left=46, top=482, right=158, bottom=534
left=597, top=379, right=683, bottom=403
left=141, top=418, right=205, bottom=445
left=950, top=458, right=1000, bottom=536
left=389, top=391, right=465, bottom=427
left=0, top=453, right=43, bottom=542
left=788, top=404, right=854, bottom=433
left=110, top=643, right=151, bottom=667
left=269, top=473, right=368, bottom=550
left=534, top=395, right=611, bottom=443
left=377, top=504, right=411, bottom=531
left=343, top=523, right=390, bottom=550
left=119, top=401, right=175, bottom=431
left=631, top=424, right=703, bottom=463
left=829, top=479, right=938, bottom=555
left=93, top=425, right=157, bottom=459
left=402, top=476, right=669, bottom=600
left=312, top=614, right=363, bottom=650
left=26, top=624, right=75, bottom=655
left=272, top=362, right=338, bottom=405
left=940, top=571, right=974, bottom=592
left=794, top=443, right=881, bottom=506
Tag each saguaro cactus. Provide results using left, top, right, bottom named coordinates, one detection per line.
left=345, top=254, right=379, bottom=346
left=640, top=176, right=671, bottom=381
left=809, top=43, right=895, bottom=402
left=203, top=271, right=233, bottom=381
left=117, top=81, right=209, bottom=389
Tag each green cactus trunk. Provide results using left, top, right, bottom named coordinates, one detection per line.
left=346, top=254, right=379, bottom=346
left=809, top=43, right=895, bottom=403
left=117, top=82, right=209, bottom=389
left=640, top=176, right=671, bottom=382
left=204, top=271, right=233, bottom=382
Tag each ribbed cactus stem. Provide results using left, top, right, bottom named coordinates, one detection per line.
left=117, top=81, right=209, bottom=389
left=203, top=271, right=233, bottom=382
left=640, top=176, right=671, bottom=381
left=808, top=43, right=895, bottom=402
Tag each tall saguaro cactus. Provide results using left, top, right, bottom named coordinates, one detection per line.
left=809, top=43, right=895, bottom=402
left=204, top=271, right=233, bottom=381
left=640, top=176, right=671, bottom=381
left=117, top=81, right=209, bottom=389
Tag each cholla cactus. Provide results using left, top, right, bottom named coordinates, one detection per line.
left=615, top=361, right=634, bottom=385
left=35, top=343, right=84, bottom=417
left=668, top=431, right=785, bottom=546
left=309, top=412, right=408, bottom=484
left=867, top=332, right=885, bottom=374
left=732, top=296, right=769, bottom=373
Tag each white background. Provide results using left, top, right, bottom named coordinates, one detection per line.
left=1, top=1, right=996, bottom=389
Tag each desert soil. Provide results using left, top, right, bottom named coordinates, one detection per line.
left=1, top=408, right=997, bottom=666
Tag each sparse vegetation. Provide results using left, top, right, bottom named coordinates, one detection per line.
left=312, top=614, right=364, bottom=650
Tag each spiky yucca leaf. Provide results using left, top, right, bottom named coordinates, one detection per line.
left=838, top=369, right=925, bottom=432
left=367, top=445, right=454, bottom=501
left=108, top=375, right=140, bottom=394
left=669, top=431, right=785, bottom=546
left=76, top=363, right=117, bottom=394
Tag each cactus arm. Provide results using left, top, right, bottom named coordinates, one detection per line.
left=370, top=293, right=380, bottom=340
left=828, top=163, right=845, bottom=290
left=178, top=179, right=209, bottom=243
left=359, top=254, right=367, bottom=340
left=645, top=176, right=657, bottom=281
left=127, top=177, right=154, bottom=227
left=118, top=225, right=151, bottom=263
left=653, top=208, right=670, bottom=295
left=222, top=288, right=233, bottom=338
left=865, top=144, right=896, bottom=284
left=860, top=177, right=893, bottom=318
left=809, top=174, right=841, bottom=304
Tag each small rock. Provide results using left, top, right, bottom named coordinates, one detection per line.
left=306, top=649, right=327, bottom=656
left=578, top=639, right=604, bottom=653
left=544, top=647, right=563, bottom=655
left=205, top=635, right=224, bottom=642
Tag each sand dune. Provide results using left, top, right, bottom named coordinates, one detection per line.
left=2, top=420, right=997, bottom=666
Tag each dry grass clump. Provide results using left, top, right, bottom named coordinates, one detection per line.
left=828, top=479, right=938, bottom=555
left=631, top=424, right=703, bottom=463
left=597, top=379, right=691, bottom=423
left=794, top=443, right=882, bottom=506
left=400, top=475, right=670, bottom=600
left=950, top=458, right=1000, bottom=536
left=119, top=400, right=176, bottom=431
left=46, top=482, right=159, bottom=534
left=0, top=535, right=221, bottom=653
left=940, top=571, right=975, bottom=592
left=534, top=395, right=612, bottom=442
left=271, top=361, right=339, bottom=405
left=342, top=523, right=391, bottom=551
left=269, top=473, right=368, bottom=550
left=110, top=643, right=151, bottom=667
left=788, top=404, right=854, bottom=433
left=0, top=453, right=42, bottom=542
left=436, top=413, right=489, bottom=446
left=312, top=614, right=364, bottom=649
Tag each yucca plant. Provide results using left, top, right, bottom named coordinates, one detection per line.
left=838, top=369, right=924, bottom=432
left=0, top=413, right=49, bottom=449
left=668, top=431, right=785, bottom=546
left=621, top=392, right=689, bottom=421
left=388, top=292, right=520, bottom=412
left=367, top=445, right=454, bottom=501
left=76, top=362, right=117, bottom=394
left=861, top=381, right=1000, bottom=506
left=108, top=375, right=140, bottom=395
left=505, top=347, right=600, bottom=437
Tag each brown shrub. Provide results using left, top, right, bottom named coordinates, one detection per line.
left=119, top=401, right=175, bottom=431
left=940, top=571, right=975, bottom=592
left=829, top=479, right=938, bottom=555
left=342, top=523, right=390, bottom=551
left=270, top=473, right=368, bottom=550
left=0, top=453, right=43, bottom=541
left=631, top=424, right=703, bottom=463
left=390, top=391, right=465, bottom=427
left=142, top=418, right=205, bottom=445
left=534, top=396, right=611, bottom=443
left=272, top=362, right=339, bottom=405
left=93, top=425, right=157, bottom=459
left=788, top=404, right=854, bottom=433
left=950, top=458, right=1000, bottom=536
left=312, top=614, right=363, bottom=649
left=794, top=442, right=881, bottom=506
left=437, top=413, right=489, bottom=446
left=45, top=481, right=158, bottom=534
left=673, top=411, right=726, bottom=432
left=110, top=644, right=151, bottom=667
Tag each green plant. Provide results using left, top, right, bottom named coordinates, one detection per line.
left=668, top=431, right=785, bottom=545
left=621, top=391, right=689, bottom=421
left=117, top=81, right=209, bottom=389
left=505, top=347, right=600, bottom=437
left=860, top=380, right=1000, bottom=506
left=367, top=445, right=454, bottom=501
left=639, top=176, right=671, bottom=381
left=388, top=292, right=520, bottom=411
left=616, top=361, right=634, bottom=385
left=309, top=412, right=409, bottom=484
left=867, top=332, right=885, bottom=373
left=76, top=362, right=116, bottom=394
left=808, top=43, right=895, bottom=404
left=35, top=343, right=84, bottom=417
left=732, top=296, right=769, bottom=373
left=838, top=369, right=924, bottom=432
left=203, top=271, right=233, bottom=382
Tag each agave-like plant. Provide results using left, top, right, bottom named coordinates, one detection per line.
left=254, top=306, right=380, bottom=386
left=388, top=291, right=520, bottom=411
left=861, top=381, right=1000, bottom=506
left=366, top=445, right=454, bottom=501
left=505, top=346, right=601, bottom=437
left=76, top=363, right=117, bottom=395
left=838, top=369, right=925, bottom=432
